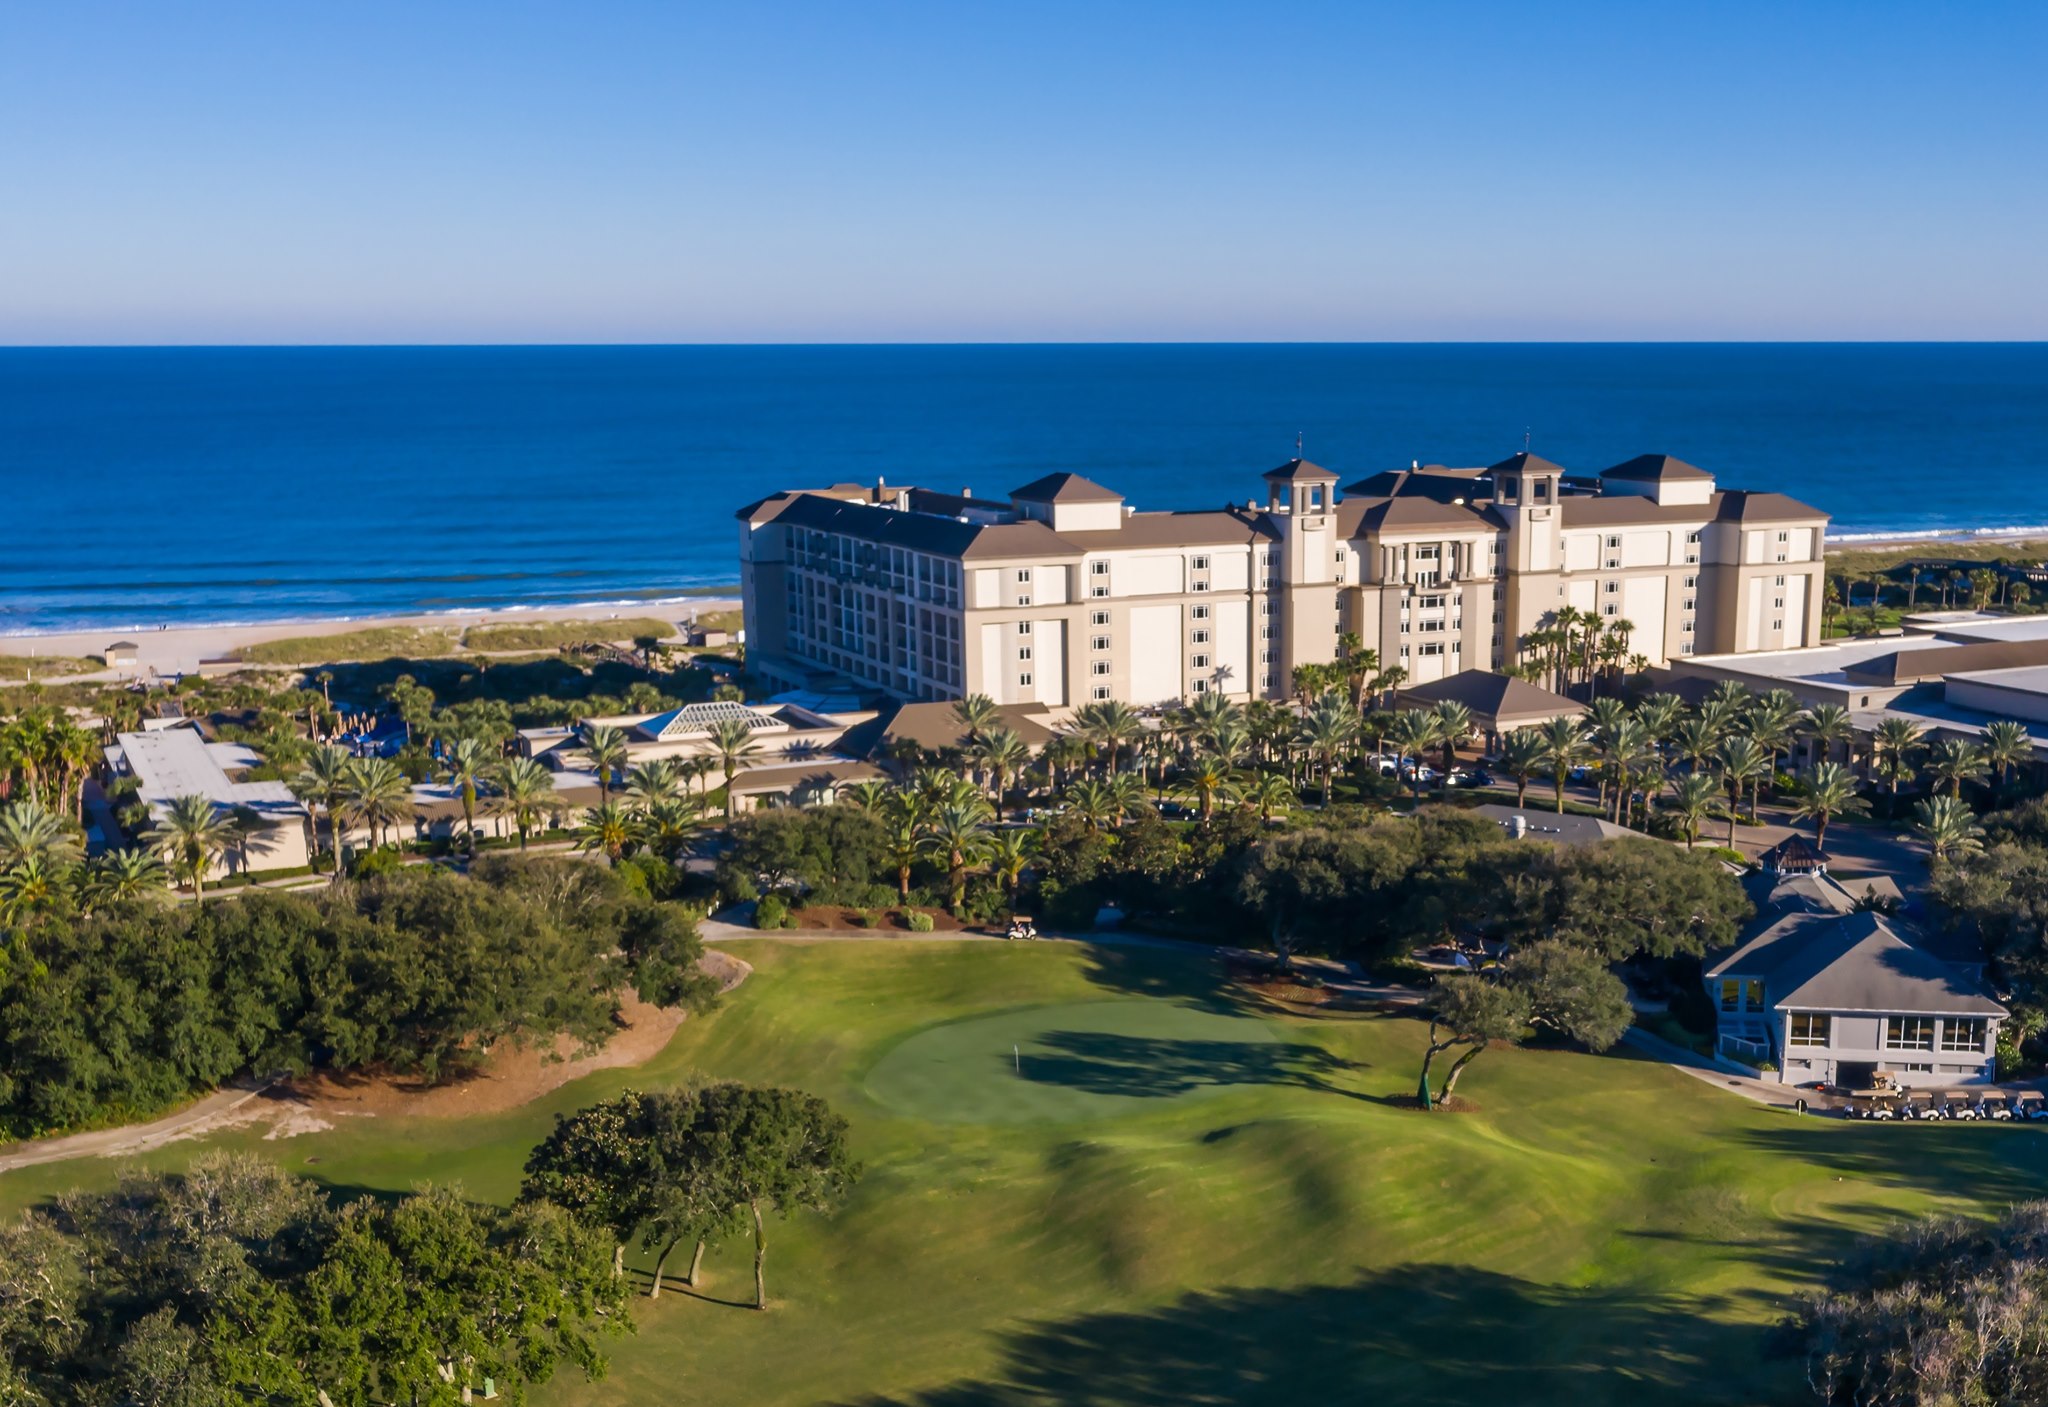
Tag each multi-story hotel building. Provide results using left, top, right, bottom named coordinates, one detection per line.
left=736, top=453, right=1829, bottom=708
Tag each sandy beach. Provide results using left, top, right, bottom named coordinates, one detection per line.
left=1826, top=527, right=2048, bottom=551
left=0, top=598, right=740, bottom=679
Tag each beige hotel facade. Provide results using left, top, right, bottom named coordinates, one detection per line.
left=736, top=453, right=1829, bottom=709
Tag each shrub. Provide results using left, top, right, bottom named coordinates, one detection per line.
left=905, top=911, right=935, bottom=933
left=754, top=894, right=790, bottom=930
left=349, top=847, right=405, bottom=880
left=1369, top=955, right=1435, bottom=989
left=849, top=908, right=877, bottom=928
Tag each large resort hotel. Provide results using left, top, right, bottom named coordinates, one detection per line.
left=738, top=453, right=1829, bottom=707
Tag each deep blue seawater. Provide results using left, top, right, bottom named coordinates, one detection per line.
left=3, top=344, right=2045, bottom=634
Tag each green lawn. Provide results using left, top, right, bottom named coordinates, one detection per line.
left=6, top=940, right=2047, bottom=1406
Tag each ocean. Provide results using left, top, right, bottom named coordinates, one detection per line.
left=4, top=343, right=2045, bottom=636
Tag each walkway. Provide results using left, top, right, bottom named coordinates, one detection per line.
left=0, top=1080, right=274, bottom=1174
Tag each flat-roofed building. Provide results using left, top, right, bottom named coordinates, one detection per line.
left=104, top=722, right=312, bottom=877
left=738, top=454, right=1829, bottom=708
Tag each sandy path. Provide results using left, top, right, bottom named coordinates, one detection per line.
left=0, top=950, right=751, bottom=1173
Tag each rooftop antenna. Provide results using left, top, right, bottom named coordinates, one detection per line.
left=1523, top=428, right=1532, bottom=452
left=1295, top=431, right=1303, bottom=457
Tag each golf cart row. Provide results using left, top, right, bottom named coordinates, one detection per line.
left=1844, top=1089, right=2048, bottom=1121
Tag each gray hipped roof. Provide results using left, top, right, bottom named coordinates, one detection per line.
left=1707, top=910, right=2005, bottom=1017
left=1394, top=670, right=1585, bottom=726
left=1262, top=458, right=1340, bottom=483
left=1602, top=454, right=1713, bottom=483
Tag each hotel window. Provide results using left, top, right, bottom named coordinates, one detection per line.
left=1885, top=1017, right=1936, bottom=1051
left=1015, top=596, right=1030, bottom=606
left=1017, top=622, right=1032, bottom=635
left=1192, top=556, right=1209, bottom=570
left=1604, top=604, right=1619, bottom=617
left=1418, top=594, right=1445, bottom=609
left=1682, top=620, right=1694, bottom=633
left=1683, top=575, right=1697, bottom=589
left=1688, top=532, right=1702, bottom=543
left=1192, top=654, right=1209, bottom=669
left=1777, top=531, right=1790, bottom=542
left=1191, top=678, right=1209, bottom=693
left=1682, top=598, right=1695, bottom=611
left=1942, top=1018, right=1986, bottom=1052
left=1091, top=611, right=1109, bottom=626
left=1399, top=645, right=1410, bottom=658
left=1192, top=605, right=1210, bottom=620
left=1015, top=570, right=1032, bottom=583
left=1419, top=642, right=1445, bottom=657
left=1017, top=647, right=1032, bottom=661
left=1093, top=685, right=1111, bottom=701
left=1604, top=582, right=1619, bottom=594
left=1091, top=661, right=1111, bottom=676
left=1091, top=634, right=1110, bottom=651
left=1605, top=535, right=1621, bottom=549
left=1191, top=629, right=1210, bottom=644
left=1788, top=1013, right=1831, bottom=1047
left=1091, top=561, right=1110, bottom=576
left=1192, top=581, right=1210, bottom=592
left=1771, top=619, right=1783, bottom=631
left=1091, top=586, right=1109, bottom=599
left=1774, top=575, right=1786, bottom=586
left=1773, top=597, right=1784, bottom=610
left=1018, top=672, right=1032, bottom=686
left=1682, top=643, right=1695, bottom=654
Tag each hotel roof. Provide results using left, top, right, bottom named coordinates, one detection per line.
left=111, top=724, right=306, bottom=819
left=1708, top=910, right=2004, bottom=1016
left=1262, top=458, right=1340, bottom=483
left=1009, top=471, right=1123, bottom=503
left=1601, top=453, right=1714, bottom=483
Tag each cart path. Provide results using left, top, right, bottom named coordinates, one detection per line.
left=0, top=1083, right=277, bottom=1173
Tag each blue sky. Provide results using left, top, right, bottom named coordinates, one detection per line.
left=1, top=2, right=2043, bottom=343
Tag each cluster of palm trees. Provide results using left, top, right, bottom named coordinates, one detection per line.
left=0, top=709, right=102, bottom=825
left=578, top=751, right=724, bottom=862
left=1511, top=607, right=1647, bottom=696
left=0, top=798, right=170, bottom=922
left=1475, top=681, right=2031, bottom=862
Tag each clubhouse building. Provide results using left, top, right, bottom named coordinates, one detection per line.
left=737, top=453, right=1828, bottom=708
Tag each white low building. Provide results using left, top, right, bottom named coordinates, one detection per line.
left=104, top=723, right=312, bottom=878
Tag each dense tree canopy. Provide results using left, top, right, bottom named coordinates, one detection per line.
left=1802, top=1201, right=2048, bottom=1406
left=0, top=857, right=716, bottom=1138
left=0, top=1152, right=627, bottom=1405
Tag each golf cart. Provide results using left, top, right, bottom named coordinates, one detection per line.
left=1004, top=915, right=1040, bottom=941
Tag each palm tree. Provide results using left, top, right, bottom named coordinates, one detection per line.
left=984, top=826, right=1037, bottom=910
left=1662, top=772, right=1722, bottom=849
left=881, top=798, right=923, bottom=902
left=1177, top=754, right=1235, bottom=821
left=625, top=757, right=684, bottom=808
left=148, top=794, right=236, bottom=902
left=1300, top=695, right=1362, bottom=802
left=1536, top=716, right=1592, bottom=814
left=639, top=796, right=703, bottom=860
left=844, top=779, right=893, bottom=813
left=580, top=801, right=635, bottom=861
left=708, top=719, right=762, bottom=819
left=1376, top=716, right=1441, bottom=802
left=919, top=800, right=992, bottom=913
left=1914, top=794, right=1985, bottom=865
left=1669, top=716, right=1722, bottom=783
left=1872, top=717, right=1926, bottom=798
left=0, top=798, right=82, bottom=871
left=1090, top=701, right=1145, bottom=775
left=1802, top=703, right=1855, bottom=768
left=1106, top=772, right=1148, bottom=825
left=1980, top=719, right=2032, bottom=792
left=1065, top=779, right=1121, bottom=833
left=0, top=856, right=67, bottom=925
left=1602, top=718, right=1659, bottom=827
left=970, top=726, right=1033, bottom=821
left=1496, top=730, right=1547, bottom=807
left=1791, top=761, right=1869, bottom=851
left=291, top=744, right=354, bottom=873
left=489, top=756, right=564, bottom=849
left=1717, top=737, right=1769, bottom=848
left=342, top=756, right=414, bottom=854
left=1432, top=701, right=1475, bottom=789
left=1746, top=690, right=1803, bottom=790
left=79, top=848, right=170, bottom=913
left=1239, top=771, right=1297, bottom=822
left=443, top=736, right=493, bottom=856
left=952, top=693, right=1000, bottom=740
left=1924, top=738, right=1985, bottom=800
left=582, top=724, right=630, bottom=801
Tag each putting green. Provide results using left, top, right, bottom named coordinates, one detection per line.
left=863, top=998, right=1331, bottom=1124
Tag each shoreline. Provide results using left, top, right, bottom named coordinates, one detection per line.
left=0, top=598, right=740, bottom=679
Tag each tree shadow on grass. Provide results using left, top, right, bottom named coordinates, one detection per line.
left=1015, top=1031, right=1367, bottom=1102
left=832, top=1263, right=1782, bottom=1407
left=1733, top=1121, right=2048, bottom=1210
left=1072, top=942, right=1260, bottom=1015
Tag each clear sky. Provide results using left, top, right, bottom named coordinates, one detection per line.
left=2, top=2, right=2043, bottom=343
